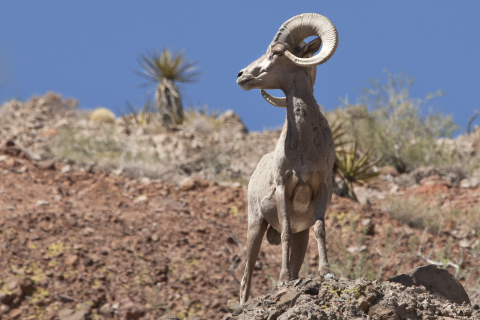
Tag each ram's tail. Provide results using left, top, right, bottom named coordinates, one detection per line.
left=266, top=225, right=281, bottom=246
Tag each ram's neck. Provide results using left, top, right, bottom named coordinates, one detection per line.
left=282, top=70, right=321, bottom=151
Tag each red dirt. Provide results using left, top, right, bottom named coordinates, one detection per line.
left=0, top=153, right=478, bottom=319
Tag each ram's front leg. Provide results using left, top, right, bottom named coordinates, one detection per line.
left=275, top=184, right=292, bottom=284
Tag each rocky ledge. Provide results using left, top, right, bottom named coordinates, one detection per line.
left=159, top=266, right=480, bottom=320
left=219, top=273, right=479, bottom=320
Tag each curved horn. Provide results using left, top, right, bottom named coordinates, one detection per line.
left=261, top=89, right=286, bottom=108
left=271, top=13, right=338, bottom=67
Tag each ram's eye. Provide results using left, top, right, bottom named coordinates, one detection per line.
left=274, top=51, right=283, bottom=56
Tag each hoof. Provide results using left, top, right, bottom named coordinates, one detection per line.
left=319, top=266, right=336, bottom=279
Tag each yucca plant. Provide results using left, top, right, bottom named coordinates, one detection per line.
left=136, top=48, right=201, bottom=125
left=335, top=140, right=381, bottom=201
left=330, top=117, right=349, bottom=151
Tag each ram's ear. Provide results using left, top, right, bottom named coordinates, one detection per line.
left=298, top=37, right=322, bottom=58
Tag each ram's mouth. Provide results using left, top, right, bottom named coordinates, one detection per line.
left=237, top=77, right=254, bottom=86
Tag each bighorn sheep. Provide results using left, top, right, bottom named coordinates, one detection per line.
left=236, top=13, right=338, bottom=304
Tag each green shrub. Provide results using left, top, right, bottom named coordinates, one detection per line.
left=335, top=71, right=458, bottom=172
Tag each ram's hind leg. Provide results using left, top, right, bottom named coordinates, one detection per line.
left=289, top=229, right=309, bottom=279
left=239, top=218, right=268, bottom=305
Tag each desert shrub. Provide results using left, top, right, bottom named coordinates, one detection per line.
left=333, top=71, right=458, bottom=172
left=182, top=104, right=222, bottom=133
left=380, top=195, right=480, bottom=233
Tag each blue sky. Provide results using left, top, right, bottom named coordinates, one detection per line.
left=1, top=1, right=479, bottom=133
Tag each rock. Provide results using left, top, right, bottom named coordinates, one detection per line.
left=61, top=165, right=72, bottom=173
left=59, top=294, right=75, bottom=303
left=58, top=309, right=87, bottom=320
left=227, top=299, right=241, bottom=313
left=65, top=255, right=79, bottom=267
left=179, top=177, right=209, bottom=191
left=460, top=177, right=480, bottom=188
left=5, top=277, right=21, bottom=291
left=99, top=303, right=114, bottom=318
left=368, top=305, right=401, bottom=320
left=0, top=304, right=9, bottom=315
left=358, top=299, right=370, bottom=312
left=387, top=265, right=470, bottom=305
left=83, top=256, right=94, bottom=267
left=157, top=316, right=181, bottom=320
left=34, top=159, right=55, bottom=170
left=9, top=308, right=22, bottom=319
left=389, top=184, right=399, bottom=193
left=0, top=292, right=9, bottom=304
left=19, top=277, right=33, bottom=294
left=275, top=291, right=301, bottom=311
left=36, top=200, right=50, bottom=206
left=117, top=298, right=145, bottom=320
left=0, top=140, right=23, bottom=157
left=180, top=177, right=196, bottom=191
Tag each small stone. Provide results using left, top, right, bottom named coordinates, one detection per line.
left=83, top=227, right=95, bottom=235
left=324, top=273, right=335, bottom=280
left=293, top=278, right=303, bottom=287
left=368, top=305, right=400, bottom=320
left=36, top=200, right=50, bottom=206
left=59, top=294, right=75, bottom=303
left=0, top=291, right=10, bottom=304
left=227, top=299, right=241, bottom=313
left=117, top=298, right=145, bottom=320
left=151, top=234, right=159, bottom=242
left=390, top=184, right=399, bottom=193
left=6, top=277, right=21, bottom=291
left=362, top=219, right=371, bottom=226
left=20, top=277, right=33, bottom=294
left=157, top=315, right=181, bottom=320
left=232, top=308, right=243, bottom=316
left=99, top=303, right=114, bottom=318
left=34, top=159, right=55, bottom=170
left=83, top=256, right=94, bottom=267
left=65, top=255, right=79, bottom=267
left=180, top=178, right=196, bottom=191
left=359, top=299, right=370, bottom=312
left=211, top=299, right=220, bottom=309
left=0, top=303, right=10, bottom=314
left=61, top=165, right=72, bottom=174
left=9, top=308, right=22, bottom=319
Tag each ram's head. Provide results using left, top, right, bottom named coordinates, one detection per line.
left=236, top=13, right=338, bottom=107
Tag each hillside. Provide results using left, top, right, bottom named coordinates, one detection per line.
left=0, top=94, right=479, bottom=319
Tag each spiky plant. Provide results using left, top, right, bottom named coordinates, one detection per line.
left=330, top=118, right=349, bottom=151
left=335, top=140, right=381, bottom=201
left=122, top=99, right=159, bottom=127
left=136, top=48, right=201, bottom=125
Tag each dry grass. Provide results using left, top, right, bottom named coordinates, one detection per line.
left=48, top=123, right=160, bottom=171
left=380, top=195, right=480, bottom=233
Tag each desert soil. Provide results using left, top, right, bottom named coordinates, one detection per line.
left=0, top=148, right=479, bottom=319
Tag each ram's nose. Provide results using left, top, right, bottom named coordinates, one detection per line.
left=237, top=70, right=244, bottom=78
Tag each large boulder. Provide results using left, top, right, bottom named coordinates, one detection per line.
left=387, top=265, right=470, bottom=305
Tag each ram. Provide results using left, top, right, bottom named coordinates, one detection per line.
left=236, top=13, right=338, bottom=304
